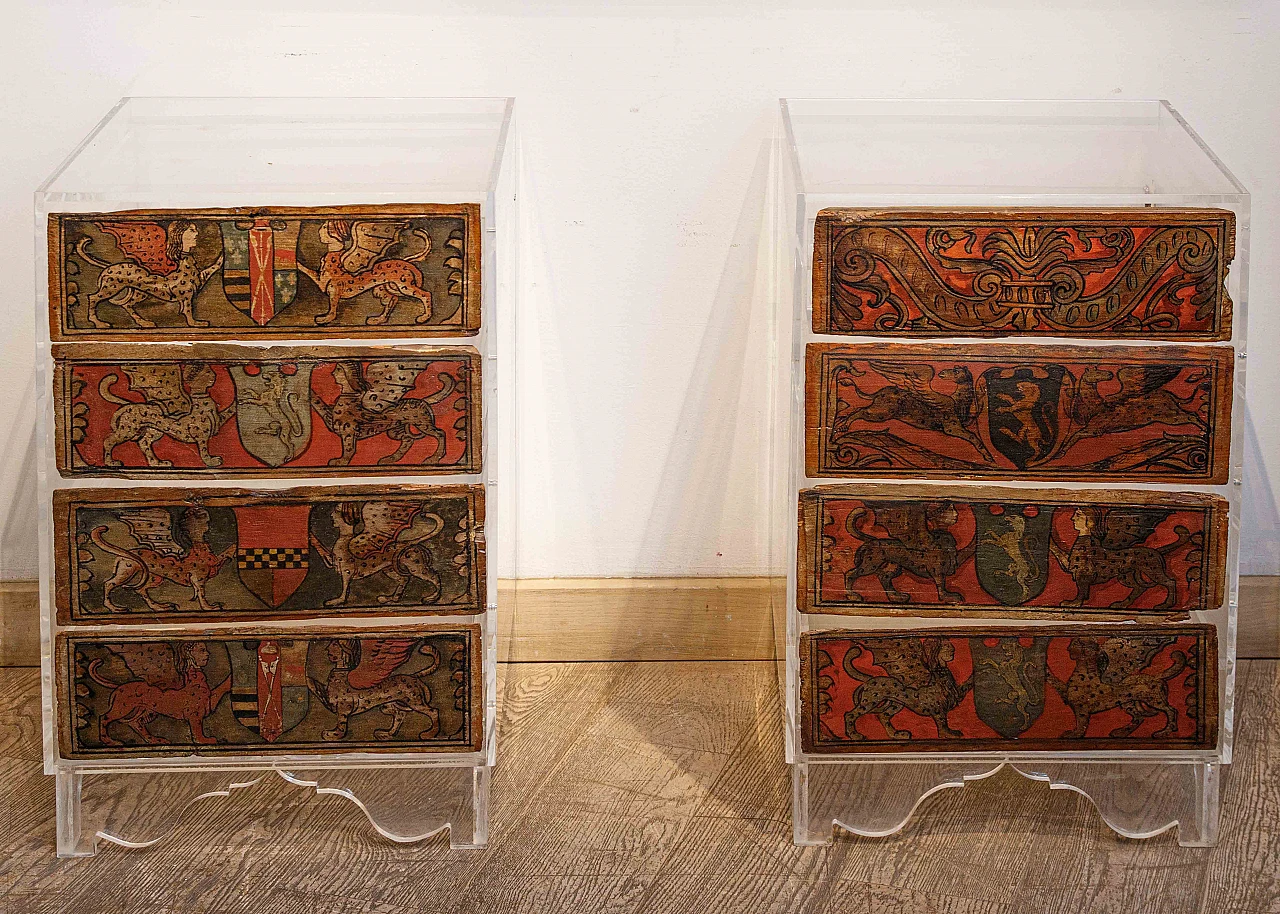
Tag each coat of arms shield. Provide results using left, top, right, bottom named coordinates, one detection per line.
left=229, top=361, right=313, bottom=468
left=232, top=504, right=312, bottom=608
left=227, top=639, right=310, bottom=742
left=974, top=503, right=1053, bottom=605
left=219, top=218, right=302, bottom=325
left=970, top=636, right=1050, bottom=739
left=982, top=365, right=1066, bottom=468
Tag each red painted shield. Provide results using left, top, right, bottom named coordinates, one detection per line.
left=234, top=505, right=312, bottom=608
left=248, top=219, right=276, bottom=326
left=256, top=640, right=285, bottom=742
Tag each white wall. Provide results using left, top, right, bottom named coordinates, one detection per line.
left=1, top=0, right=1277, bottom=579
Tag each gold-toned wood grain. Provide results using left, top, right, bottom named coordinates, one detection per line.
left=0, top=581, right=39, bottom=667
left=1239, top=575, right=1279, bottom=659
left=496, top=576, right=779, bottom=661
left=1, top=661, right=1278, bottom=913
left=5, top=575, right=1278, bottom=667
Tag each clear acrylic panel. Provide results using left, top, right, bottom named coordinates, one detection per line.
left=35, top=96, right=519, bottom=854
left=771, top=99, right=1249, bottom=847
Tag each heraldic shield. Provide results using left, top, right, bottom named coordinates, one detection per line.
left=227, top=639, right=309, bottom=743
left=232, top=504, right=312, bottom=608
left=219, top=218, right=302, bottom=326
left=982, top=365, right=1066, bottom=469
left=974, top=503, right=1053, bottom=605
left=229, top=361, right=313, bottom=468
left=969, top=636, right=1050, bottom=739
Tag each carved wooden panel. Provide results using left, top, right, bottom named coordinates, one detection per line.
left=798, top=486, right=1227, bottom=621
left=812, top=208, right=1234, bottom=339
left=57, top=624, right=482, bottom=758
left=53, top=485, right=485, bottom=625
left=53, top=344, right=481, bottom=478
left=48, top=205, right=480, bottom=341
left=800, top=624, right=1217, bottom=753
left=805, top=343, right=1232, bottom=483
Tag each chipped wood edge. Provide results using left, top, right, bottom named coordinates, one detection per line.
left=810, top=207, right=1236, bottom=340
left=811, top=213, right=831, bottom=336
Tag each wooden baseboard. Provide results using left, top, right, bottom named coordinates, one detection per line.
left=1, top=576, right=1275, bottom=666
left=497, top=576, right=782, bottom=662
left=0, top=581, right=38, bottom=667
left=1240, top=575, right=1279, bottom=659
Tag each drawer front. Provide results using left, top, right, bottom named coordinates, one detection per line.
left=53, top=343, right=481, bottom=478
left=798, top=486, right=1227, bottom=620
left=54, top=484, right=485, bottom=625
left=812, top=208, right=1234, bottom=339
left=48, top=204, right=481, bottom=341
left=805, top=343, right=1232, bottom=483
left=800, top=624, right=1217, bottom=753
left=57, top=624, right=482, bottom=758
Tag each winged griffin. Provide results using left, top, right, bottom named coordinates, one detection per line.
left=841, top=502, right=971, bottom=605
left=839, top=637, right=972, bottom=741
left=309, top=639, right=443, bottom=740
left=87, top=506, right=234, bottom=614
left=309, top=500, right=446, bottom=606
left=311, top=361, right=457, bottom=467
left=1059, top=364, right=1206, bottom=456
left=299, top=219, right=435, bottom=326
left=74, top=221, right=223, bottom=330
left=86, top=641, right=232, bottom=746
left=838, top=361, right=993, bottom=461
left=1050, top=507, right=1195, bottom=611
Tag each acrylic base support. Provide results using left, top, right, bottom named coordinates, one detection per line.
left=55, top=762, right=489, bottom=857
left=792, top=757, right=1221, bottom=848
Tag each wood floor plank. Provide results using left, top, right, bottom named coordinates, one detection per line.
left=1202, top=660, right=1280, bottom=913
left=1, top=662, right=1278, bottom=913
left=0, top=668, right=42, bottom=761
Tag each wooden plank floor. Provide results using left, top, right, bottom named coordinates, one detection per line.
left=1, top=661, right=1277, bottom=913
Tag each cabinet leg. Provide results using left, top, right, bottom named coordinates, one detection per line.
left=449, top=765, right=489, bottom=849
left=792, top=763, right=832, bottom=846
left=55, top=770, right=96, bottom=858
left=1180, top=761, right=1222, bottom=848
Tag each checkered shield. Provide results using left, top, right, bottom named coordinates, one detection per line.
left=232, top=505, right=312, bottom=608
